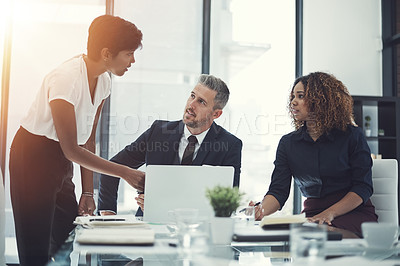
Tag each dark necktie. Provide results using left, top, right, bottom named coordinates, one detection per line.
left=181, top=135, right=198, bottom=165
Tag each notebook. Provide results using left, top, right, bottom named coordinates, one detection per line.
left=74, top=215, right=155, bottom=245
left=260, top=213, right=308, bottom=229
left=74, top=215, right=146, bottom=228
left=76, top=227, right=155, bottom=245
left=232, top=224, right=342, bottom=242
left=143, top=165, right=234, bottom=224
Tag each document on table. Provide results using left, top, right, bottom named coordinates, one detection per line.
left=74, top=215, right=155, bottom=245
left=75, top=227, right=155, bottom=245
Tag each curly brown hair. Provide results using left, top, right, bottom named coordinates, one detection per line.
left=288, top=72, right=356, bottom=136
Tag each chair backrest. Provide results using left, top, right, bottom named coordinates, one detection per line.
left=370, top=159, right=398, bottom=224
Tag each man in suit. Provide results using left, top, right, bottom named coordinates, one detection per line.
left=98, top=74, right=242, bottom=216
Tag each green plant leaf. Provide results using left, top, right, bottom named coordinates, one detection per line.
left=205, top=185, right=244, bottom=217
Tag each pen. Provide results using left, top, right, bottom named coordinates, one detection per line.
left=89, top=218, right=126, bottom=222
left=239, top=201, right=261, bottom=213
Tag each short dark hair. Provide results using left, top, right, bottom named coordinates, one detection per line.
left=198, top=74, right=230, bottom=109
left=87, top=15, right=143, bottom=61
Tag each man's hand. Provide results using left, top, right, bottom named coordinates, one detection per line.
left=78, top=195, right=96, bottom=216
left=135, top=193, right=145, bottom=211
left=124, top=169, right=145, bottom=191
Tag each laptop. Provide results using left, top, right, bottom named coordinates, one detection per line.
left=143, top=165, right=234, bottom=223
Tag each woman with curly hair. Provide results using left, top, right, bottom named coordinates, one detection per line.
left=253, top=72, right=377, bottom=236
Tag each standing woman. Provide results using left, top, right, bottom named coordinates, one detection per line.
left=254, top=72, right=378, bottom=237
left=9, top=15, right=145, bottom=265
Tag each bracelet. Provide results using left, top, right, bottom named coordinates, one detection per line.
left=82, top=192, right=94, bottom=197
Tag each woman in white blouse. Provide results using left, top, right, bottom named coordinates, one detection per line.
left=9, top=15, right=144, bottom=266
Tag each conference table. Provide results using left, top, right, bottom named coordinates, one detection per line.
left=48, top=218, right=400, bottom=266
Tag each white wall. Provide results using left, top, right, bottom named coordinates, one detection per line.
left=303, top=0, right=382, bottom=96
left=210, top=0, right=296, bottom=212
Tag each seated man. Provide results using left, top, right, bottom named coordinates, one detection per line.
left=98, top=74, right=242, bottom=216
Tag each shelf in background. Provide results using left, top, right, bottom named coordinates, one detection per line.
left=352, top=95, right=399, bottom=161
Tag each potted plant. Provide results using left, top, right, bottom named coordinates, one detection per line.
left=205, top=185, right=244, bottom=244
left=364, top=115, right=372, bottom=137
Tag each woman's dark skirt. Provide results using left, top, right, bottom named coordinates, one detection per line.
left=303, top=189, right=378, bottom=237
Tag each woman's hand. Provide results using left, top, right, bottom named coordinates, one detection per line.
left=135, top=193, right=145, bottom=211
left=249, top=201, right=264, bottom=221
left=50, top=100, right=147, bottom=191
left=124, top=169, right=145, bottom=192
left=307, top=210, right=335, bottom=225
left=307, top=192, right=363, bottom=226
left=78, top=195, right=96, bottom=216
left=100, top=211, right=116, bottom=216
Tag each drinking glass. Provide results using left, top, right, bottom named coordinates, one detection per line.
left=168, top=208, right=209, bottom=256
left=242, top=206, right=255, bottom=224
left=236, top=205, right=255, bottom=225
left=290, top=223, right=327, bottom=264
left=167, top=208, right=200, bottom=234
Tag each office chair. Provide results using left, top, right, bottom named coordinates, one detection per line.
left=370, top=159, right=399, bottom=224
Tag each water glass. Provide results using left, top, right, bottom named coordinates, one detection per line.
left=290, top=223, right=327, bottom=264
left=242, top=206, right=255, bottom=224
left=174, top=208, right=199, bottom=232
left=169, top=208, right=209, bottom=255
left=167, top=208, right=199, bottom=237
left=236, top=205, right=255, bottom=225
left=184, top=219, right=209, bottom=255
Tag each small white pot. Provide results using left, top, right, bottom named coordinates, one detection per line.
left=210, top=216, right=234, bottom=245
left=365, top=129, right=371, bottom=137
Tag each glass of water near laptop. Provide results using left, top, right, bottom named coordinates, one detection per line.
left=167, top=208, right=209, bottom=255
left=236, top=202, right=258, bottom=225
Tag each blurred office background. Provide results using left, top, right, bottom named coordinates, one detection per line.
left=0, top=0, right=385, bottom=264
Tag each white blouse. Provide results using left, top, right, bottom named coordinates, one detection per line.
left=21, top=55, right=111, bottom=145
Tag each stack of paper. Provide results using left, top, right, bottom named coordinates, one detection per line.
left=74, top=215, right=155, bottom=245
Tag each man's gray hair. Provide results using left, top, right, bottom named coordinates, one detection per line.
left=198, top=74, right=230, bottom=110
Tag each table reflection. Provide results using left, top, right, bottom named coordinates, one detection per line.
left=48, top=222, right=400, bottom=266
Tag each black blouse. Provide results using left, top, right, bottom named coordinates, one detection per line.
left=266, top=125, right=373, bottom=209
